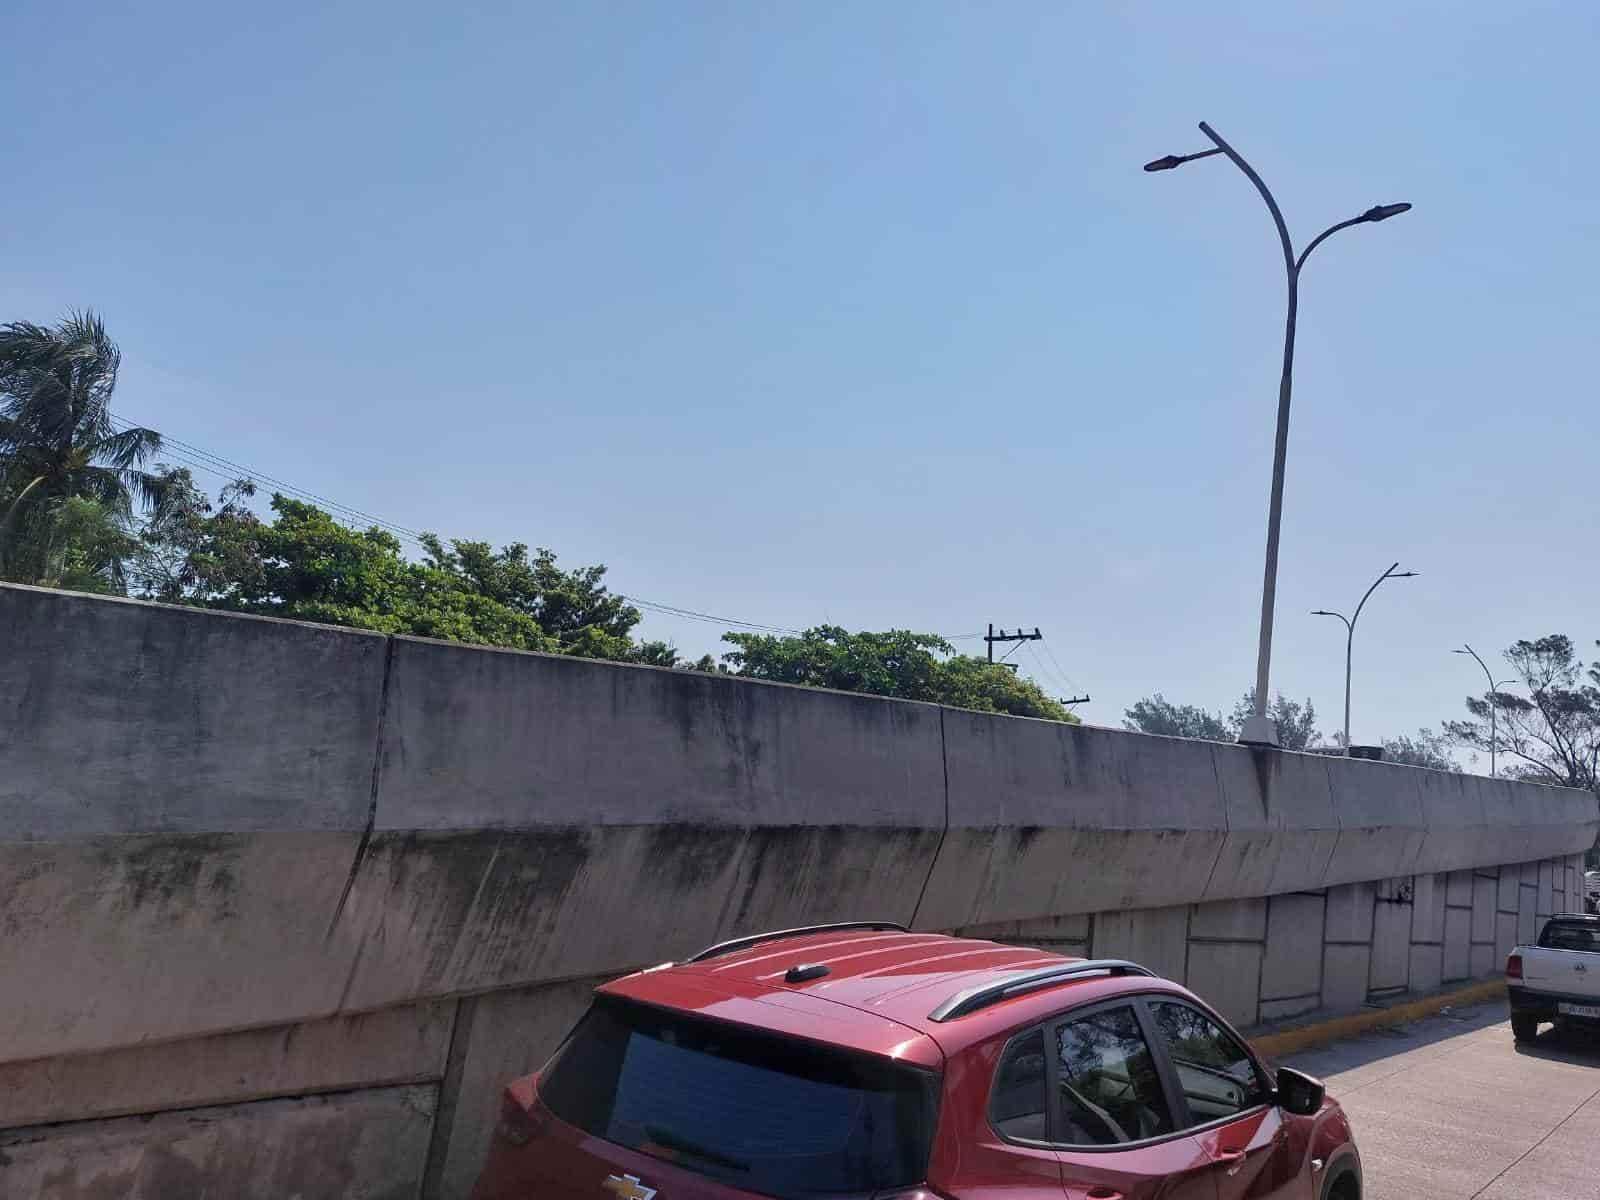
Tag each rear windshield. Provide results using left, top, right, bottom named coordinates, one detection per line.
left=539, top=996, right=939, bottom=1198
left=1539, top=920, right=1600, bottom=951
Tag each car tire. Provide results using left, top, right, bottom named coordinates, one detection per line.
left=1511, top=1013, right=1539, bottom=1042
left=1321, top=1166, right=1360, bottom=1200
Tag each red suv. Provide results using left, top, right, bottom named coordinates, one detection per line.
left=473, top=923, right=1360, bottom=1200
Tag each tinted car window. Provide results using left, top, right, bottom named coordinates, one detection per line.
left=539, top=998, right=939, bottom=1198
left=1055, top=1005, right=1174, bottom=1145
left=1147, top=1001, right=1266, bottom=1126
left=1539, top=920, right=1600, bottom=951
left=991, top=1029, right=1048, bottom=1140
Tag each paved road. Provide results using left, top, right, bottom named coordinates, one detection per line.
left=1285, top=1002, right=1600, bottom=1200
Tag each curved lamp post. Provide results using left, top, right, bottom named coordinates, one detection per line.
left=1311, top=561, right=1417, bottom=755
left=1454, top=645, right=1517, bottom=778
left=1145, top=123, right=1412, bottom=746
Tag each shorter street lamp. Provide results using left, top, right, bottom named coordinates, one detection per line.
left=1454, top=645, right=1517, bottom=778
left=1312, top=562, right=1418, bottom=755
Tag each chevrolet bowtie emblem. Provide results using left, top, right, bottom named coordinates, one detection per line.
left=603, top=1174, right=657, bottom=1200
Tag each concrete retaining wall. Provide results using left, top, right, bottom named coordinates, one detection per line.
left=1, top=583, right=1594, bottom=1197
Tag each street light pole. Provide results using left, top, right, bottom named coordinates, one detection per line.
left=1455, top=645, right=1516, bottom=778
left=1145, top=125, right=1411, bottom=746
left=1311, top=562, right=1417, bottom=755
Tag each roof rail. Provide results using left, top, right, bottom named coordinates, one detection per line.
left=1549, top=912, right=1600, bottom=921
left=928, top=959, right=1154, bottom=1022
left=683, top=921, right=911, bottom=965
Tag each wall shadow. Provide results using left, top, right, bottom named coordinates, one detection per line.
left=1282, top=1001, right=1506, bottom=1077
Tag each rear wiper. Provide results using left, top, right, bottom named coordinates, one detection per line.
left=642, top=1124, right=751, bottom=1173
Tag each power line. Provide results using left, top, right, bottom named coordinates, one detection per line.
left=1039, top=635, right=1085, bottom=695
left=621, top=597, right=802, bottom=636
left=110, top=415, right=994, bottom=646
left=110, top=414, right=428, bottom=544
left=1018, top=642, right=1089, bottom=709
left=1017, top=640, right=1066, bottom=692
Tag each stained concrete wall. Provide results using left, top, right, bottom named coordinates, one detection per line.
left=1, top=583, right=1595, bottom=1197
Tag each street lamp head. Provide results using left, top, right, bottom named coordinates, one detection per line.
left=1143, top=154, right=1186, bottom=173
left=1311, top=610, right=1338, bottom=617
left=1361, top=202, right=1413, bottom=223
left=1394, top=570, right=1419, bottom=578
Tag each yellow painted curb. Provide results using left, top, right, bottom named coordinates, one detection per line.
left=1249, top=979, right=1507, bottom=1059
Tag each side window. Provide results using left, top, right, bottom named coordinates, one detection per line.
left=1147, top=1000, right=1267, bottom=1126
left=1054, top=1005, right=1174, bottom=1146
left=990, top=1029, right=1048, bottom=1141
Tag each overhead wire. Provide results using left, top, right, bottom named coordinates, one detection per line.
left=620, top=598, right=802, bottom=636
left=1040, top=635, right=1085, bottom=695
left=108, top=414, right=1000, bottom=646
left=1015, top=640, right=1063, bottom=692
left=110, top=414, right=428, bottom=544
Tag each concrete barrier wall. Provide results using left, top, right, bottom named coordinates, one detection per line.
left=1, top=583, right=1595, bottom=1197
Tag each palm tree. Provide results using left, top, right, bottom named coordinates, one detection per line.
left=0, top=311, right=161, bottom=584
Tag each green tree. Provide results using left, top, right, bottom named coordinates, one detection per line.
left=1444, top=636, right=1599, bottom=790
left=18, top=497, right=139, bottom=593
left=720, top=625, right=1077, bottom=721
left=131, top=467, right=256, bottom=602
left=1124, top=694, right=1232, bottom=741
left=1124, top=689, right=1322, bottom=749
left=0, top=312, right=160, bottom=584
left=1380, top=728, right=1457, bottom=770
left=149, top=491, right=650, bottom=660
left=1229, top=690, right=1323, bottom=750
left=181, top=495, right=553, bottom=648
left=417, top=534, right=639, bottom=658
left=630, top=640, right=720, bottom=671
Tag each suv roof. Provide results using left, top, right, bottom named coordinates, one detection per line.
left=599, top=924, right=1190, bottom=1062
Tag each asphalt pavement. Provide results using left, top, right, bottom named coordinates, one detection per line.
left=1285, top=1002, right=1600, bottom=1200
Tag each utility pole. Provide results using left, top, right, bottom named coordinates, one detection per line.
left=986, top=624, right=1042, bottom=663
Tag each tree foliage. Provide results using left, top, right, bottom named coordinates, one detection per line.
left=131, top=467, right=256, bottom=601
left=1229, top=690, right=1323, bottom=751
left=1124, top=689, right=1323, bottom=749
left=1380, top=728, right=1456, bottom=770
left=148, top=492, right=648, bottom=657
left=0, top=311, right=159, bottom=585
left=721, top=625, right=1078, bottom=721
left=1444, top=635, right=1600, bottom=790
left=1122, top=694, right=1233, bottom=741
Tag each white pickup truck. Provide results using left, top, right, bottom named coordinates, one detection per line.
left=1507, top=913, right=1600, bottom=1041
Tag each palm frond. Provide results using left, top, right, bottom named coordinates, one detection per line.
left=124, top=468, right=167, bottom=511
left=0, top=310, right=122, bottom=447
left=0, top=321, right=63, bottom=378
left=89, top=424, right=161, bottom=471
left=72, top=467, right=135, bottom=517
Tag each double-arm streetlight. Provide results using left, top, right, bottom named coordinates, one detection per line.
left=1145, top=123, right=1412, bottom=746
left=1311, top=562, right=1417, bottom=755
left=1454, top=644, right=1517, bottom=778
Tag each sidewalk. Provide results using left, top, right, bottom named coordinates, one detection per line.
left=1285, top=1004, right=1600, bottom=1200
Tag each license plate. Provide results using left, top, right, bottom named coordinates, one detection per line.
left=1557, top=1002, right=1600, bottom=1019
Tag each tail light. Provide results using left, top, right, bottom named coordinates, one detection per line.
left=493, top=1089, right=545, bottom=1147
left=1506, top=954, right=1523, bottom=980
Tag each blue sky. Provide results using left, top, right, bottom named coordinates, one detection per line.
left=5, top=2, right=1596, bottom=746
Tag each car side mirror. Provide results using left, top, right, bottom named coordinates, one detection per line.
left=1274, top=1066, right=1325, bottom=1116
